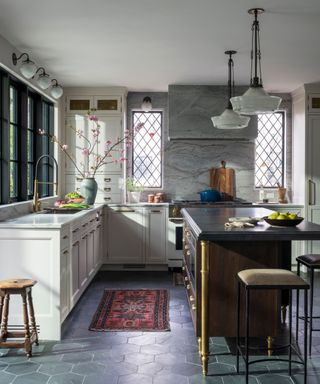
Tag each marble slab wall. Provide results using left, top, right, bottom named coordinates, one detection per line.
left=127, top=89, right=292, bottom=203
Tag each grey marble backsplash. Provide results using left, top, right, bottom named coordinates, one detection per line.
left=127, top=88, right=292, bottom=203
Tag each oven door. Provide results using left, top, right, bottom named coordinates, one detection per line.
left=167, top=218, right=184, bottom=268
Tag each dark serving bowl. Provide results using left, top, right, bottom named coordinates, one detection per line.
left=263, top=216, right=304, bottom=227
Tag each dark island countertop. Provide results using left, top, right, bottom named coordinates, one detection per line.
left=182, top=207, right=320, bottom=241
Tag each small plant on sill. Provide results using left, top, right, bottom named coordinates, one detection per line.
left=126, top=177, right=144, bottom=192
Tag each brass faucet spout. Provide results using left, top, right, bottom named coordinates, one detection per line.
left=32, top=155, right=59, bottom=212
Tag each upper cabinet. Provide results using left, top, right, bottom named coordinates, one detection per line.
left=66, top=95, right=122, bottom=115
left=308, top=94, right=320, bottom=113
left=168, top=85, right=258, bottom=140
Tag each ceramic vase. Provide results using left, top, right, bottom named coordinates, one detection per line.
left=80, top=177, right=98, bottom=205
left=127, top=191, right=141, bottom=203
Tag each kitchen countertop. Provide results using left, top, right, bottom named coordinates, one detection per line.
left=0, top=204, right=104, bottom=229
left=182, top=207, right=320, bottom=241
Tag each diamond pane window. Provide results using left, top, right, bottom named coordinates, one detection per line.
left=132, top=111, right=162, bottom=188
left=255, top=112, right=285, bottom=188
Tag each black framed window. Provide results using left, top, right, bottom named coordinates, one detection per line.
left=255, top=112, right=285, bottom=188
left=0, top=68, right=55, bottom=204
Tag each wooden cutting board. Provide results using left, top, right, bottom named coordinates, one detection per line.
left=209, top=161, right=235, bottom=200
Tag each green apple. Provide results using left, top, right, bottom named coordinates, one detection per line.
left=268, top=211, right=279, bottom=219
left=288, top=213, right=298, bottom=220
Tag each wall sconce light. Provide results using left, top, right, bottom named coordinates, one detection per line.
left=50, top=79, right=63, bottom=99
left=34, top=67, right=51, bottom=90
left=141, top=96, right=152, bottom=112
left=12, top=52, right=37, bottom=79
left=12, top=52, right=63, bottom=99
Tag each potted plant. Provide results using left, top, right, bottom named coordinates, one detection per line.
left=126, top=177, right=144, bottom=203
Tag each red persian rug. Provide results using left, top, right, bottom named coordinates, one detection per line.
left=89, top=289, right=170, bottom=331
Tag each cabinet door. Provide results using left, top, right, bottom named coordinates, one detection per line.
left=79, top=235, right=88, bottom=289
left=94, top=224, right=102, bottom=268
left=146, top=208, right=167, bottom=264
left=60, top=249, right=70, bottom=322
left=93, top=96, right=122, bottom=114
left=107, top=207, right=144, bottom=264
left=64, top=115, right=123, bottom=174
left=71, top=241, right=80, bottom=307
left=66, top=96, right=93, bottom=115
left=87, top=230, right=95, bottom=277
left=307, top=115, right=320, bottom=253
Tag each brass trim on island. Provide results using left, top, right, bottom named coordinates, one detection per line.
left=200, top=240, right=210, bottom=375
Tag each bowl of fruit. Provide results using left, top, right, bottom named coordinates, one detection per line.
left=263, top=212, right=304, bottom=227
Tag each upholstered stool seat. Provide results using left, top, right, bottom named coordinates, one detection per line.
left=0, top=278, right=39, bottom=357
left=236, top=268, right=309, bottom=384
left=296, top=254, right=320, bottom=355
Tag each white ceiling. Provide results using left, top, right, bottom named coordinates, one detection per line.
left=0, top=0, right=320, bottom=92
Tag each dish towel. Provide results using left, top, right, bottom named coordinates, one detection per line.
left=224, top=221, right=255, bottom=228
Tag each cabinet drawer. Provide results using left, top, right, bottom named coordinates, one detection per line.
left=61, top=231, right=70, bottom=251
left=96, top=193, right=122, bottom=204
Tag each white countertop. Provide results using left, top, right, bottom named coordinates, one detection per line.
left=0, top=204, right=104, bottom=229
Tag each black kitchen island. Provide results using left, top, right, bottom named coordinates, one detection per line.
left=181, top=207, right=320, bottom=375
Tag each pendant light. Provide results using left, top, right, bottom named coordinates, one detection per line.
left=211, top=51, right=250, bottom=129
left=230, top=8, right=281, bottom=115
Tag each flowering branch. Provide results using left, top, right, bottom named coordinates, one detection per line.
left=38, top=113, right=144, bottom=178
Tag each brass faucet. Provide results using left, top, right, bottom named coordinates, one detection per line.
left=33, top=155, right=59, bottom=212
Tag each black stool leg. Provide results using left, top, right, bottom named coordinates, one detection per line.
left=309, top=268, right=314, bottom=356
left=296, top=262, right=301, bottom=343
left=304, top=289, right=308, bottom=384
left=245, top=289, right=250, bottom=384
left=288, top=289, right=292, bottom=376
left=236, top=281, right=240, bottom=374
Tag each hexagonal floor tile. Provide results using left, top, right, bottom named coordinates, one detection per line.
left=72, top=361, right=106, bottom=375
left=5, top=361, right=40, bottom=375
left=0, top=371, right=16, bottom=384
left=154, top=373, right=188, bottom=384
left=39, top=362, right=73, bottom=375
left=170, top=362, right=202, bottom=377
left=61, top=351, right=93, bottom=364
left=138, top=362, right=164, bottom=375
left=118, top=373, right=153, bottom=384
left=125, top=353, right=154, bottom=365
left=12, top=372, right=49, bottom=384
left=48, top=373, right=84, bottom=384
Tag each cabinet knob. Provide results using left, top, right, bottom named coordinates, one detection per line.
left=191, top=304, right=196, bottom=311
left=186, top=250, right=191, bottom=256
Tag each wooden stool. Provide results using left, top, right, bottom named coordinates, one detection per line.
left=296, top=254, right=320, bottom=355
left=236, top=269, right=309, bottom=384
left=0, top=279, right=39, bottom=357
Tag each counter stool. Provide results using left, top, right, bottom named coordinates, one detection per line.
left=236, top=269, right=309, bottom=384
left=0, top=279, right=39, bottom=357
left=296, top=254, right=320, bottom=355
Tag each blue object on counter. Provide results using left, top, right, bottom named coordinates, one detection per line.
left=198, top=189, right=221, bottom=202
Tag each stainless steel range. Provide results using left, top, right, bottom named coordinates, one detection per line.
left=167, top=199, right=252, bottom=268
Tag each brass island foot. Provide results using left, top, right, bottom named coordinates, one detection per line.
left=201, top=240, right=210, bottom=375
left=267, top=336, right=274, bottom=357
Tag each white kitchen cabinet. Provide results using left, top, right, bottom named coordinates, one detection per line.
left=71, top=239, right=80, bottom=307
left=106, top=206, right=145, bottom=264
left=105, top=205, right=167, bottom=267
left=66, top=95, right=122, bottom=115
left=60, top=227, right=71, bottom=323
left=64, top=115, right=123, bottom=174
left=292, top=84, right=320, bottom=255
left=145, top=207, right=167, bottom=264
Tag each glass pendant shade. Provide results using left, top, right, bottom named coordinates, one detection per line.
left=231, top=86, right=281, bottom=115
left=50, top=79, right=63, bottom=99
left=20, top=60, right=37, bottom=79
left=230, top=8, right=282, bottom=115
left=37, top=74, right=51, bottom=90
left=212, top=108, right=250, bottom=129
left=212, top=50, right=250, bottom=129
left=141, top=96, right=152, bottom=112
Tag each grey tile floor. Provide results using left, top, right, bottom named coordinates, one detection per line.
left=0, top=270, right=320, bottom=383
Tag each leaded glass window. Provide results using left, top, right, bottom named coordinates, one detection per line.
left=255, top=112, right=285, bottom=188
left=132, top=111, right=162, bottom=188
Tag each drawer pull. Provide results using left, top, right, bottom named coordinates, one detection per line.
left=72, top=228, right=79, bottom=233
left=104, top=187, right=111, bottom=192
left=72, top=240, right=79, bottom=246
left=104, top=197, right=111, bottom=201
left=90, top=230, right=94, bottom=234
left=63, top=250, right=69, bottom=255
left=184, top=276, right=188, bottom=282
left=97, top=225, right=101, bottom=229
left=82, top=223, right=88, bottom=227
left=186, top=250, right=191, bottom=256
left=104, top=178, right=111, bottom=182
left=151, top=210, right=161, bottom=213
left=184, top=244, right=190, bottom=250
left=62, top=235, right=68, bottom=239
left=90, top=219, right=95, bottom=223
left=82, top=235, right=87, bottom=240
left=76, top=177, right=83, bottom=181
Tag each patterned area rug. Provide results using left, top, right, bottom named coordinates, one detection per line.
left=89, top=289, right=170, bottom=331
